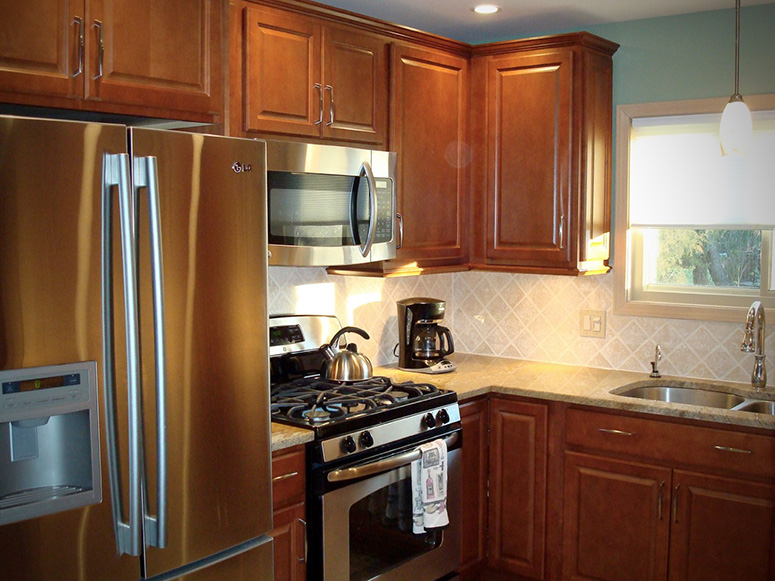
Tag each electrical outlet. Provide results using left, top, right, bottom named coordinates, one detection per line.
left=580, top=310, right=606, bottom=338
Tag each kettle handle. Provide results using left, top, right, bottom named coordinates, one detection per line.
left=329, top=326, right=370, bottom=349
left=438, top=326, right=455, bottom=357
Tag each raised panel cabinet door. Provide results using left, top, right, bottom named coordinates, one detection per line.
left=562, top=452, right=671, bottom=581
left=487, top=398, right=548, bottom=578
left=668, top=470, right=775, bottom=581
left=459, top=397, right=489, bottom=577
left=322, top=25, right=387, bottom=145
left=390, top=44, right=468, bottom=266
left=0, top=0, right=81, bottom=99
left=271, top=502, right=307, bottom=581
left=485, top=49, right=573, bottom=268
left=244, top=5, right=321, bottom=137
left=85, top=0, right=222, bottom=118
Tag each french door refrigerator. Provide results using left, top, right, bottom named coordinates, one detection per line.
left=0, top=115, right=273, bottom=580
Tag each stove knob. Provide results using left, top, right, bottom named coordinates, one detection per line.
left=341, top=435, right=357, bottom=454
left=359, top=431, right=374, bottom=448
left=423, top=412, right=437, bottom=429
left=436, top=409, right=450, bottom=425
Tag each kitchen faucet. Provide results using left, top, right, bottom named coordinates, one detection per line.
left=650, top=344, right=662, bottom=378
left=741, top=300, right=767, bottom=390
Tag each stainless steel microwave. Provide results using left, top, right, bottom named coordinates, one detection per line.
left=265, top=140, right=397, bottom=267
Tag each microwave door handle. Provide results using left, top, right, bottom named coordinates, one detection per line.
left=133, top=155, right=168, bottom=550
left=327, top=431, right=459, bottom=483
left=358, top=161, right=377, bottom=257
left=349, top=175, right=361, bottom=247
left=102, top=152, right=143, bottom=557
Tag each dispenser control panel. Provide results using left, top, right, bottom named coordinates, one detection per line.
left=0, top=363, right=94, bottom=421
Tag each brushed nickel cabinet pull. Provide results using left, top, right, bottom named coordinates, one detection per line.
left=658, top=481, right=664, bottom=520
left=598, top=428, right=635, bottom=436
left=313, top=84, right=323, bottom=125
left=298, top=517, right=307, bottom=562
left=73, top=17, right=84, bottom=78
left=672, top=484, right=680, bottom=523
left=713, top=445, right=753, bottom=454
left=92, top=20, right=104, bottom=79
left=272, top=471, right=299, bottom=482
left=325, top=85, right=334, bottom=126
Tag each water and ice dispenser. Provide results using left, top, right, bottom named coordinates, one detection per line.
left=0, top=362, right=102, bottom=525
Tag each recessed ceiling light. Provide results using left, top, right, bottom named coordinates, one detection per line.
left=473, top=4, right=501, bottom=15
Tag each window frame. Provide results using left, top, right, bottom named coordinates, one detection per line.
left=613, top=95, right=775, bottom=323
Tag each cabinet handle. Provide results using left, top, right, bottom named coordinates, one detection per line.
left=598, top=428, right=635, bottom=436
left=672, top=484, right=680, bottom=523
left=313, top=84, right=324, bottom=125
left=325, top=85, right=335, bottom=126
left=73, top=16, right=84, bottom=78
left=658, top=481, right=664, bottom=520
left=396, top=213, right=403, bottom=250
left=713, top=445, right=753, bottom=454
left=298, top=517, right=307, bottom=563
left=92, top=20, right=104, bottom=80
left=272, top=471, right=299, bottom=482
left=559, top=213, right=566, bottom=249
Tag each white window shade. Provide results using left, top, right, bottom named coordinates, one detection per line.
left=629, top=111, right=775, bottom=228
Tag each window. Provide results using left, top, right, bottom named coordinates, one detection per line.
left=614, top=96, right=775, bottom=322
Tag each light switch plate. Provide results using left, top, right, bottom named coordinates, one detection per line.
left=580, top=310, right=606, bottom=338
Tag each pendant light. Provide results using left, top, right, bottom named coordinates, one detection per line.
left=719, top=0, right=753, bottom=155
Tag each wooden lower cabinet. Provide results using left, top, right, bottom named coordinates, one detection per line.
left=270, top=446, right=307, bottom=581
left=668, top=470, right=775, bottom=580
left=562, top=452, right=671, bottom=580
left=459, top=397, right=489, bottom=578
left=487, top=397, right=548, bottom=578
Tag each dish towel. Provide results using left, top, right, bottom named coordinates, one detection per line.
left=411, top=438, right=449, bottom=534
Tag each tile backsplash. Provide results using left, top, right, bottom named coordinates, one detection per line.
left=267, top=267, right=774, bottom=385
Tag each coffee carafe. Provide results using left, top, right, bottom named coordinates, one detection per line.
left=396, top=297, right=456, bottom=374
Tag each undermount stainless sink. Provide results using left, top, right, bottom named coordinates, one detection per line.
left=617, top=385, right=746, bottom=409
left=733, top=400, right=775, bottom=415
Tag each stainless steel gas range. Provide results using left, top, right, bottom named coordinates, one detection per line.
left=269, top=315, right=462, bottom=581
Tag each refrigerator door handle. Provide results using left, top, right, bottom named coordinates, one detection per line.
left=134, top=155, right=168, bottom=549
left=102, top=152, right=143, bottom=557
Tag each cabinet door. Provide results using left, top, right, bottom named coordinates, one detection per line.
left=322, top=26, right=387, bottom=145
left=0, top=0, right=81, bottom=100
left=244, top=5, right=321, bottom=137
left=562, top=451, right=671, bottom=581
left=390, top=44, right=468, bottom=267
left=459, top=397, right=489, bottom=577
left=86, top=0, right=222, bottom=117
left=485, top=49, right=573, bottom=268
left=271, top=502, right=307, bottom=581
left=488, top=398, right=547, bottom=578
left=669, top=470, right=775, bottom=581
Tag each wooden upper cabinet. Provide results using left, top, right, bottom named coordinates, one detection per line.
left=0, top=0, right=79, bottom=99
left=84, top=0, right=222, bottom=116
left=241, top=4, right=387, bottom=146
left=0, top=0, right=223, bottom=121
left=471, top=34, right=618, bottom=275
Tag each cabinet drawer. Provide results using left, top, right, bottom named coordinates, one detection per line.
left=565, top=408, right=775, bottom=479
left=272, top=446, right=306, bottom=511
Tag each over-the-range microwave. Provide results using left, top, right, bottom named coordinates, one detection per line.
left=265, top=140, right=397, bottom=267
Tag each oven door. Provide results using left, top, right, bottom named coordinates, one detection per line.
left=321, top=432, right=461, bottom=581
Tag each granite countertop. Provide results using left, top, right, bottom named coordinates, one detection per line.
left=271, top=353, right=775, bottom=451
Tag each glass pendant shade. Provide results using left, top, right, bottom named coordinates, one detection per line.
left=720, top=96, right=753, bottom=155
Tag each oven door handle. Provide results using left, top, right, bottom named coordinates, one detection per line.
left=327, top=432, right=459, bottom=483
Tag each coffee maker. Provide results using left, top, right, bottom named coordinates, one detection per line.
left=396, top=297, right=456, bottom=374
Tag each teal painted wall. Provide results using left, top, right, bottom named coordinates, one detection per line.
left=520, top=4, right=775, bottom=107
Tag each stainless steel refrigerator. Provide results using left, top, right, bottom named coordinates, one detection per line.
left=0, top=116, right=273, bottom=579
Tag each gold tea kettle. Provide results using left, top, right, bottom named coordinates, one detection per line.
left=320, top=326, right=373, bottom=382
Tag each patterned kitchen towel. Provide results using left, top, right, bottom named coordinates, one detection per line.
left=411, top=438, right=449, bottom=534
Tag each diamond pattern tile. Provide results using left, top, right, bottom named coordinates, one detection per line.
left=267, top=267, right=773, bottom=384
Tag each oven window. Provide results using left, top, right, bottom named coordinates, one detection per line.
left=349, top=476, right=442, bottom=581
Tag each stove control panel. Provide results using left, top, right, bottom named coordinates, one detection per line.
left=321, top=403, right=461, bottom=462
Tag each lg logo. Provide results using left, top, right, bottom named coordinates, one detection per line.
left=232, top=162, right=253, bottom=173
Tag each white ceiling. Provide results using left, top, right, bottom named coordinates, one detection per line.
left=313, top=0, right=774, bottom=44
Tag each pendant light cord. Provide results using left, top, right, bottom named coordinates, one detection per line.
left=734, top=0, right=741, bottom=97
